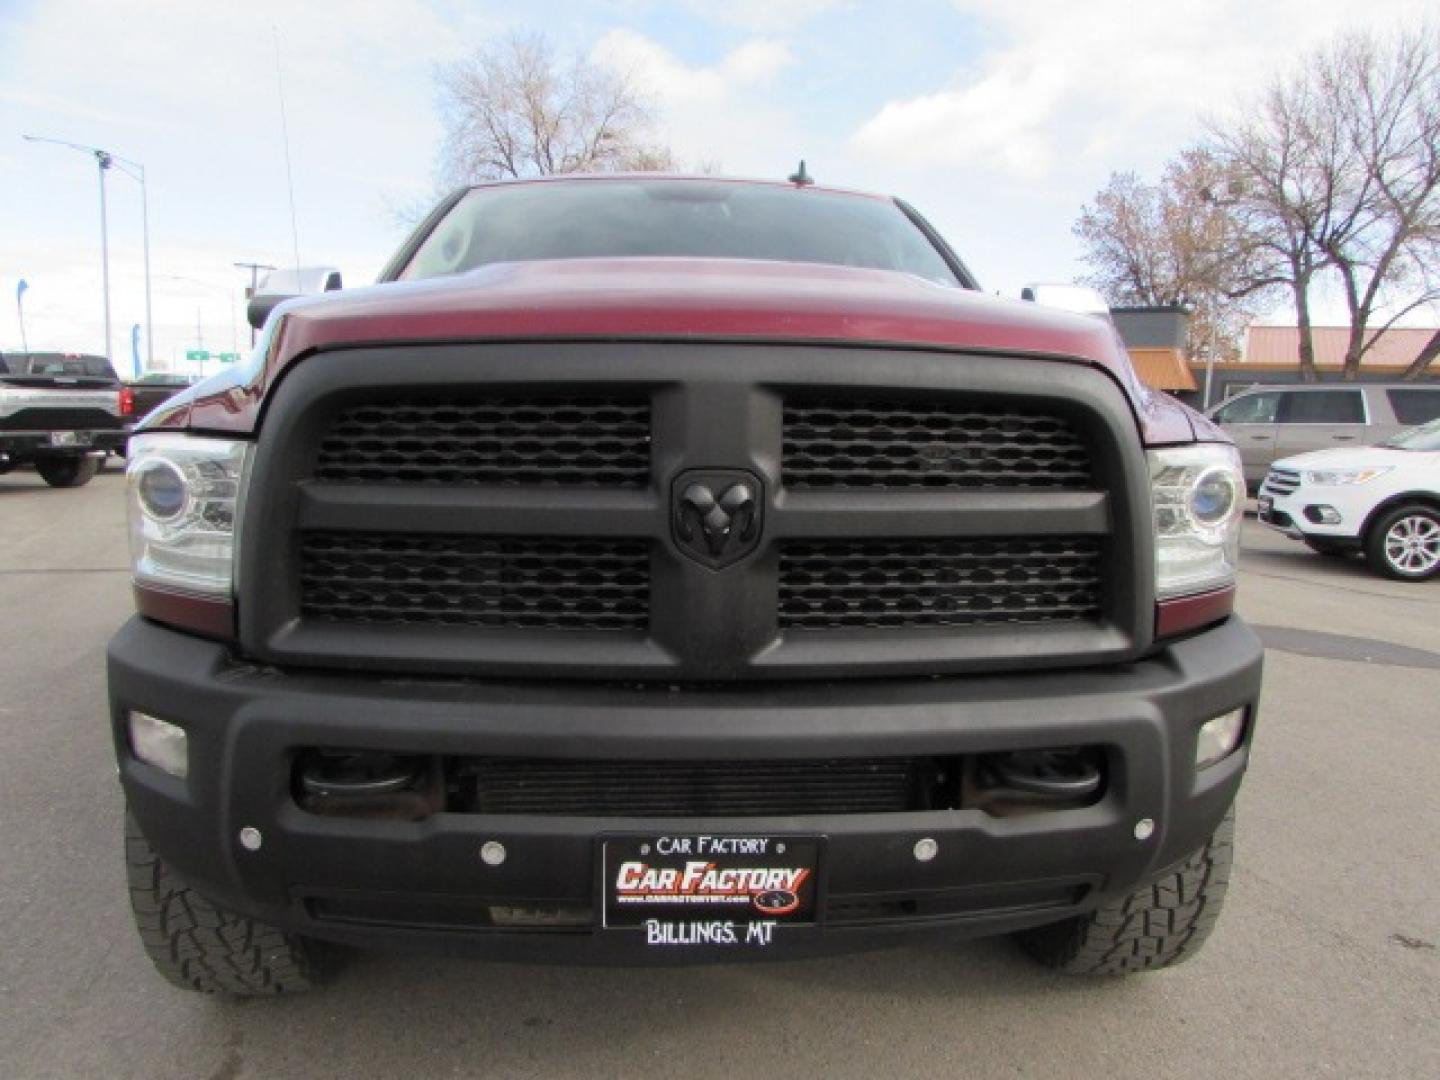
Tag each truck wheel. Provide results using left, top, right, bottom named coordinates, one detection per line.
left=1014, top=807, right=1233, bottom=975
left=125, top=814, right=321, bottom=995
left=1364, top=504, right=1440, bottom=581
left=35, top=455, right=100, bottom=488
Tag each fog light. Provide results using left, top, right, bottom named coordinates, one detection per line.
left=1196, top=708, right=1246, bottom=770
left=1304, top=505, right=1342, bottom=526
left=128, top=711, right=188, bottom=778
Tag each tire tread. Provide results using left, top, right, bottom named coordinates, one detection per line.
left=124, top=815, right=318, bottom=996
left=1015, top=808, right=1234, bottom=975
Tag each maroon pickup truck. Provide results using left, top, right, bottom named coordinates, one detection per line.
left=109, top=175, right=1260, bottom=995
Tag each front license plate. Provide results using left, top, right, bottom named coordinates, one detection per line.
left=602, top=834, right=821, bottom=946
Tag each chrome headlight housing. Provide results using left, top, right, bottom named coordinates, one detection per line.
left=1150, top=444, right=1244, bottom=598
left=126, top=433, right=251, bottom=597
left=1304, top=467, right=1390, bottom=486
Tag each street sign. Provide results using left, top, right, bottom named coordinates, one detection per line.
left=217, top=352, right=239, bottom=364
left=185, top=349, right=210, bottom=363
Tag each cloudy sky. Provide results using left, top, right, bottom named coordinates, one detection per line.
left=0, top=0, right=1431, bottom=373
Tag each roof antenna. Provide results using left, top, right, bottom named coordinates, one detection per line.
left=788, top=160, right=814, bottom=187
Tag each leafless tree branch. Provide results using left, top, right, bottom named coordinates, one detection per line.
left=434, top=31, right=676, bottom=188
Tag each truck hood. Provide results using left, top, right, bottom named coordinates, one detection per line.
left=147, top=257, right=1204, bottom=445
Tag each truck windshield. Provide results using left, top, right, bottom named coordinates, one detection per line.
left=400, top=179, right=963, bottom=286
left=1380, top=418, right=1440, bottom=451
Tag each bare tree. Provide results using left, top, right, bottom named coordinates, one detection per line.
left=1317, top=30, right=1440, bottom=379
left=1403, top=328, right=1440, bottom=378
left=1212, top=27, right=1440, bottom=381
left=1074, top=149, right=1264, bottom=359
left=1208, top=77, right=1339, bottom=383
left=435, top=32, right=674, bottom=187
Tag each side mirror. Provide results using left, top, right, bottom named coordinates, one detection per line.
left=1020, top=284, right=1112, bottom=319
left=247, top=293, right=294, bottom=332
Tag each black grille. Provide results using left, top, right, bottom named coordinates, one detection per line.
left=300, top=532, right=649, bottom=631
left=1263, top=467, right=1300, bottom=496
left=1, top=407, right=120, bottom=432
left=783, top=396, right=1091, bottom=488
left=314, top=395, right=650, bottom=487
left=451, top=756, right=958, bottom=817
left=779, top=538, right=1103, bottom=630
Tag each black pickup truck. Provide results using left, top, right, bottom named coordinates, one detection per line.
left=110, top=175, right=1262, bottom=996
left=0, top=351, right=131, bottom=486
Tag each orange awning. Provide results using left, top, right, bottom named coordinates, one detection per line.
left=1128, top=348, right=1197, bottom=392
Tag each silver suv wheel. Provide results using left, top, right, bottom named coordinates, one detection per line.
left=1366, top=505, right=1440, bottom=581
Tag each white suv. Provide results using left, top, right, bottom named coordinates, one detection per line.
left=1258, top=419, right=1440, bottom=580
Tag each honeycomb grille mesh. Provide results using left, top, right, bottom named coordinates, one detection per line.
left=314, top=396, right=650, bottom=487
left=456, top=757, right=943, bottom=816
left=779, top=538, right=1103, bottom=629
left=783, top=396, right=1091, bottom=488
left=300, top=532, right=649, bottom=631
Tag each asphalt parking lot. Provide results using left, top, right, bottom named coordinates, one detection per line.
left=1, top=467, right=1436, bottom=1079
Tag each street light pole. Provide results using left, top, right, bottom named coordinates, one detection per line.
left=97, top=150, right=113, bottom=364
left=22, top=135, right=153, bottom=370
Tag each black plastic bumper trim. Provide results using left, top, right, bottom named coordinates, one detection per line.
left=108, top=614, right=1262, bottom=961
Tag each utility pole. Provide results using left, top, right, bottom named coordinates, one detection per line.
left=233, top=261, right=276, bottom=345
left=1203, top=292, right=1220, bottom=410
left=135, top=159, right=153, bottom=371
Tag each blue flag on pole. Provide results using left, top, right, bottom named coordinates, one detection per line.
left=131, top=324, right=142, bottom=378
left=15, top=279, right=29, bottom=355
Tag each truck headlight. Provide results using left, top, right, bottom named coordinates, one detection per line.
left=126, top=434, right=251, bottom=598
left=1150, top=444, right=1244, bottom=598
left=1304, top=467, right=1389, bottom=486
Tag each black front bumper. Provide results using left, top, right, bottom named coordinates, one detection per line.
left=108, top=616, right=1263, bottom=962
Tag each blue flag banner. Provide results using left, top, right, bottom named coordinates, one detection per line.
left=131, top=324, right=142, bottom=378
left=15, top=279, right=29, bottom=355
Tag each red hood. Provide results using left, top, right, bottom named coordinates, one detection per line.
left=152, top=258, right=1201, bottom=444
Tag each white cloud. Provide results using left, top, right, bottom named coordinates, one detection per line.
left=1, top=0, right=501, bottom=360
left=679, top=0, right=846, bottom=34
left=849, top=0, right=1435, bottom=181
left=594, top=30, right=801, bottom=171
left=597, top=30, right=793, bottom=106
left=839, top=0, right=1437, bottom=305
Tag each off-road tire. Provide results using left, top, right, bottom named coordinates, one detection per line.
left=1364, top=504, right=1440, bottom=581
left=125, top=814, right=320, bottom=996
left=1015, top=807, right=1234, bottom=975
left=35, top=454, right=100, bottom=488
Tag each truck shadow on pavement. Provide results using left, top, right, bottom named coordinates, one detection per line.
left=183, top=941, right=1144, bottom=1077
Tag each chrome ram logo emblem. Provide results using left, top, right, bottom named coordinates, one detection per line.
left=672, top=470, right=763, bottom=569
